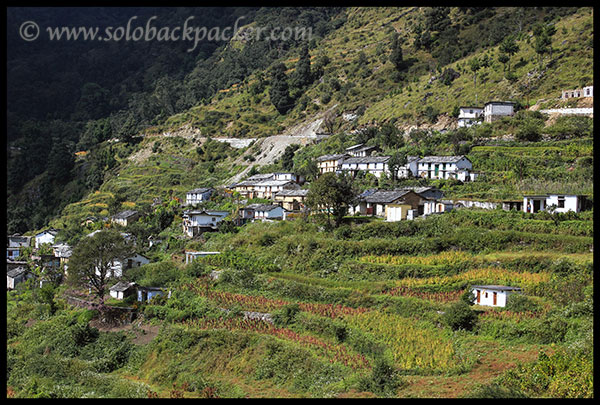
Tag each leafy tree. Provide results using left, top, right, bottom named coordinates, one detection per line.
left=306, top=172, right=357, bottom=227
left=387, top=151, right=407, bottom=183
left=67, top=229, right=134, bottom=302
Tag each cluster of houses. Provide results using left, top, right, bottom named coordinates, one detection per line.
left=457, top=101, right=516, bottom=128
left=317, top=144, right=479, bottom=182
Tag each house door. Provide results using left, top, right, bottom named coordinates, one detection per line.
left=476, top=290, right=480, bottom=304
left=533, top=200, right=541, bottom=213
left=492, top=292, right=497, bottom=306
left=434, top=165, right=439, bottom=177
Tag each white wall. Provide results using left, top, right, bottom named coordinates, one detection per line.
left=472, top=287, right=516, bottom=307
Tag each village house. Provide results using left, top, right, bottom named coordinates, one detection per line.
left=7, top=266, right=32, bottom=290
left=111, top=210, right=140, bottom=227
left=240, top=203, right=287, bottom=222
left=339, top=156, right=391, bottom=178
left=233, top=177, right=300, bottom=200
left=523, top=194, right=588, bottom=214
left=7, top=235, right=32, bottom=260
left=316, top=153, right=349, bottom=175
left=273, top=189, right=309, bottom=211
left=354, top=189, right=425, bottom=217
left=6, top=260, right=28, bottom=272
left=185, top=188, right=214, bottom=206
left=182, top=210, right=229, bottom=237
left=345, top=143, right=378, bottom=157
left=52, top=243, right=72, bottom=269
left=109, top=281, right=137, bottom=300
left=397, top=156, right=420, bottom=178
left=457, top=106, right=484, bottom=128
left=98, top=253, right=151, bottom=279
left=483, top=101, right=515, bottom=123
left=34, top=229, right=58, bottom=249
left=471, top=285, right=522, bottom=307
left=416, top=156, right=474, bottom=181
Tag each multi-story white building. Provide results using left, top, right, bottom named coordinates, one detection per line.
left=416, top=156, right=473, bottom=180
left=339, top=156, right=391, bottom=178
left=185, top=188, right=213, bottom=206
left=316, top=154, right=349, bottom=175
left=457, top=106, right=484, bottom=127
left=182, top=210, right=229, bottom=237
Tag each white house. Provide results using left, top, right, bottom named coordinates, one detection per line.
left=523, top=194, right=587, bottom=214
left=109, top=281, right=136, bottom=300
left=35, top=229, right=58, bottom=249
left=483, top=101, right=515, bottom=123
left=471, top=285, right=522, bottom=307
left=416, top=156, right=473, bottom=180
left=457, top=106, right=483, bottom=128
left=111, top=210, right=140, bottom=227
left=182, top=210, right=229, bottom=237
left=396, top=156, right=420, bottom=178
left=339, top=156, right=391, bottom=178
left=345, top=144, right=378, bottom=157
left=233, top=178, right=300, bottom=200
left=240, top=204, right=287, bottom=221
left=7, top=235, right=31, bottom=260
left=99, top=253, right=151, bottom=279
left=422, top=199, right=454, bottom=216
left=185, top=188, right=213, bottom=206
left=7, top=267, right=32, bottom=290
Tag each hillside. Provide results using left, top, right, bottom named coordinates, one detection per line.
left=21, top=6, right=592, bottom=238
left=6, top=7, right=594, bottom=399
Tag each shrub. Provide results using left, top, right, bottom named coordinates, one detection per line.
left=443, top=301, right=477, bottom=331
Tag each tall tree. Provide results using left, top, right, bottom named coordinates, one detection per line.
left=291, top=46, right=312, bottom=90
left=468, top=57, right=481, bottom=103
left=389, top=34, right=406, bottom=72
left=67, top=229, right=134, bottom=302
left=268, top=62, right=293, bottom=115
left=498, top=35, right=519, bottom=72
left=387, top=151, right=408, bottom=183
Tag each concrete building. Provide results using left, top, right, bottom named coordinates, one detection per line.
left=483, top=101, right=515, bottom=123
left=471, top=285, right=522, bottom=308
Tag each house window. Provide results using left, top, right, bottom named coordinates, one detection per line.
left=557, top=197, right=565, bottom=208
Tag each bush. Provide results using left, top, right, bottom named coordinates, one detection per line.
left=443, top=301, right=477, bottom=331
left=357, top=357, right=405, bottom=396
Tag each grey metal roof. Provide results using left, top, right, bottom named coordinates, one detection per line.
left=342, top=156, right=390, bottom=164
left=243, top=204, right=281, bottom=212
left=7, top=267, right=28, bottom=279
left=418, top=156, right=467, bottom=164
left=112, top=210, right=139, bottom=219
left=364, top=190, right=410, bottom=204
left=471, top=285, right=522, bottom=291
left=187, top=187, right=213, bottom=194
left=316, top=153, right=348, bottom=162
left=110, top=281, right=136, bottom=292
left=274, top=189, right=309, bottom=197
